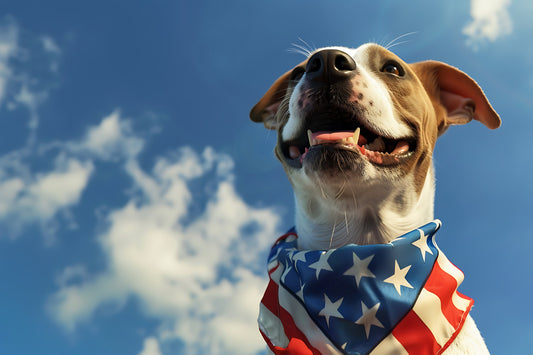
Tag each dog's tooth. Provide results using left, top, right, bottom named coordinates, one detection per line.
left=307, top=129, right=313, bottom=147
left=352, top=127, right=360, bottom=145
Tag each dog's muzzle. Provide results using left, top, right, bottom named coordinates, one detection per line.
left=280, top=50, right=415, bottom=170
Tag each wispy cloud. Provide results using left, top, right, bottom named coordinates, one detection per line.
left=138, top=337, right=163, bottom=355
left=66, top=109, right=145, bottom=161
left=0, top=154, right=93, bottom=241
left=41, top=35, right=61, bottom=55
left=0, top=119, right=97, bottom=242
left=0, top=92, right=141, bottom=242
left=2, top=97, right=278, bottom=352
left=463, top=0, right=513, bottom=48
left=0, top=16, right=61, bottom=147
left=0, top=17, right=18, bottom=105
left=1, top=16, right=278, bottom=355
left=47, top=137, right=280, bottom=354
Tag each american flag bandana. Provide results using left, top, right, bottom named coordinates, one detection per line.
left=258, top=220, right=474, bottom=355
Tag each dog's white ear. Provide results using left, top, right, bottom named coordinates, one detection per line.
left=250, top=62, right=305, bottom=129
left=411, top=61, right=501, bottom=134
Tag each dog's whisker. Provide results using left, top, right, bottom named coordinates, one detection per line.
left=297, top=37, right=316, bottom=55
left=288, top=37, right=317, bottom=58
left=344, top=210, right=349, bottom=237
left=383, top=32, right=410, bottom=49
left=334, top=179, right=347, bottom=200
left=287, top=47, right=311, bottom=58
left=333, top=157, right=347, bottom=199
left=347, top=181, right=358, bottom=213
left=318, top=178, right=329, bottom=200
left=288, top=43, right=313, bottom=58
left=384, top=32, right=418, bottom=50
left=386, top=40, right=409, bottom=51
left=329, top=219, right=337, bottom=249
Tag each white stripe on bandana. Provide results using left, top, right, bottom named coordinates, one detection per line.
left=259, top=220, right=474, bottom=355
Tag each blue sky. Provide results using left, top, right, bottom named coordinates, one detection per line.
left=0, top=1, right=531, bottom=354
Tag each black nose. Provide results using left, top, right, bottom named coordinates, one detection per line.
left=305, top=49, right=356, bottom=83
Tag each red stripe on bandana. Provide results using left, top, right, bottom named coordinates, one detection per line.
left=392, top=310, right=440, bottom=355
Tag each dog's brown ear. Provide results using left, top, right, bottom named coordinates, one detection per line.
left=250, top=62, right=305, bottom=129
left=411, top=61, right=501, bottom=134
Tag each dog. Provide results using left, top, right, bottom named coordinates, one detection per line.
left=250, top=43, right=500, bottom=354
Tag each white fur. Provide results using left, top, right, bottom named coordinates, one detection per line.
left=293, top=167, right=435, bottom=249
left=282, top=45, right=413, bottom=142
left=442, top=315, right=489, bottom=355
left=258, top=44, right=492, bottom=353
left=282, top=45, right=432, bottom=247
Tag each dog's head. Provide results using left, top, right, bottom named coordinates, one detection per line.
left=250, top=43, right=500, bottom=244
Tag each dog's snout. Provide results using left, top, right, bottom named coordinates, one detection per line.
left=305, top=49, right=356, bottom=83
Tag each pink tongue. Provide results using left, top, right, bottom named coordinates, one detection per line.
left=312, top=131, right=354, bottom=141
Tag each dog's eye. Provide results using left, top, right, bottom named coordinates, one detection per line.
left=381, top=61, right=405, bottom=77
left=290, top=67, right=305, bottom=81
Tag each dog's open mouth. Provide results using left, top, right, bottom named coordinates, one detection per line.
left=281, top=123, right=416, bottom=168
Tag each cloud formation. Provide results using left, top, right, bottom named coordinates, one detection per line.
left=463, top=0, right=513, bottom=47
left=0, top=14, right=271, bottom=355
left=138, top=337, right=163, bottom=355
left=0, top=17, right=18, bottom=105
left=1, top=93, right=278, bottom=352
left=0, top=19, right=69, bottom=240
left=0, top=89, right=145, bottom=240
left=0, top=154, right=93, bottom=239
left=0, top=29, right=273, bottom=350
left=45, top=113, right=280, bottom=354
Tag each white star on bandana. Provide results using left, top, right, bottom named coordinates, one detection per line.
left=355, top=301, right=384, bottom=338
left=411, top=229, right=434, bottom=261
left=308, top=250, right=334, bottom=279
left=343, top=252, right=375, bottom=286
left=384, top=260, right=414, bottom=295
left=319, top=294, right=344, bottom=327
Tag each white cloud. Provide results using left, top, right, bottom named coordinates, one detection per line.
left=15, top=84, right=48, bottom=144
left=41, top=35, right=61, bottom=55
left=19, top=157, right=93, bottom=221
left=0, top=19, right=76, bottom=239
left=463, top=0, right=513, bottom=47
left=78, top=110, right=144, bottom=160
left=47, top=146, right=280, bottom=355
left=0, top=17, right=18, bottom=105
left=0, top=17, right=61, bottom=147
left=0, top=177, right=24, bottom=216
left=0, top=110, right=143, bottom=240
left=138, top=337, right=162, bottom=355
left=0, top=153, right=94, bottom=239
left=0, top=17, right=278, bottom=355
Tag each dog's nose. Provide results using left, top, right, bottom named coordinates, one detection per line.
left=305, top=49, right=356, bottom=83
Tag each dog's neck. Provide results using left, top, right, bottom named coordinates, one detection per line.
left=294, top=169, right=436, bottom=250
